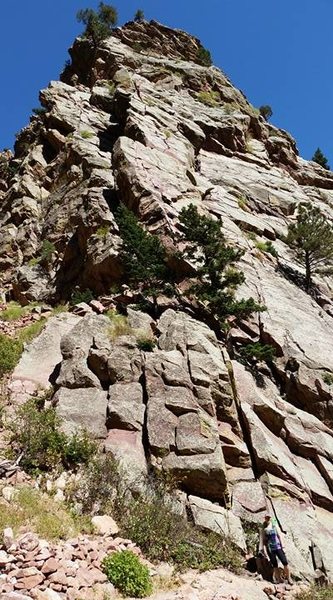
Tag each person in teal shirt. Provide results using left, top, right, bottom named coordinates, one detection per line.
left=259, top=514, right=292, bottom=584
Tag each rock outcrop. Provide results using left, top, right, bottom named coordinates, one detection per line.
left=1, top=17, right=333, bottom=588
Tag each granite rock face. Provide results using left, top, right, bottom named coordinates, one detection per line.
left=2, top=19, right=333, bottom=583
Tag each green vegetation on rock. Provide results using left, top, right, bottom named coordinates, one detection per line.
left=196, top=46, right=213, bottom=67
left=259, top=105, right=273, bottom=120
left=255, top=240, right=278, bottom=257
left=295, top=586, right=333, bottom=600
left=312, top=147, right=330, bottom=170
left=287, top=202, right=333, bottom=290
left=115, top=203, right=173, bottom=306
left=179, top=204, right=264, bottom=325
left=9, top=397, right=96, bottom=473
left=121, top=490, right=242, bottom=572
left=102, top=550, right=152, bottom=598
left=239, top=342, right=276, bottom=364
left=77, top=2, right=118, bottom=46
left=0, top=334, right=22, bottom=377
left=134, top=9, right=145, bottom=22
left=197, top=90, right=220, bottom=107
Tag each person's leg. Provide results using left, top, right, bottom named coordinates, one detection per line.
left=268, top=550, right=280, bottom=583
left=277, top=549, right=292, bottom=584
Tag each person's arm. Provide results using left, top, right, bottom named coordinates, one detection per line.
left=259, top=527, right=267, bottom=556
left=275, top=523, right=285, bottom=548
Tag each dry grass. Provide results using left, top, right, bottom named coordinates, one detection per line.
left=0, top=485, right=92, bottom=540
left=107, top=311, right=133, bottom=339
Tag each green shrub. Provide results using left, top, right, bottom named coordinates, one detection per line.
left=96, top=224, right=110, bottom=238
left=259, top=105, right=273, bottom=121
left=62, top=430, right=97, bottom=468
left=80, top=130, right=95, bottom=139
left=323, top=372, right=333, bottom=386
left=136, top=336, right=156, bottom=352
left=32, top=107, right=47, bottom=117
left=67, top=453, right=120, bottom=514
left=237, top=197, right=247, bottom=211
left=120, top=493, right=242, bottom=573
left=108, top=312, right=133, bottom=339
left=102, top=550, right=152, bottom=598
left=71, top=288, right=94, bottom=305
left=9, top=397, right=96, bottom=473
left=294, top=585, right=333, bottom=600
left=0, top=334, right=23, bottom=377
left=255, top=240, right=278, bottom=257
left=197, top=90, right=220, bottom=107
left=239, top=342, right=276, bottom=363
left=134, top=9, right=145, bottom=23
left=196, top=46, right=212, bottom=67
left=40, top=239, right=56, bottom=264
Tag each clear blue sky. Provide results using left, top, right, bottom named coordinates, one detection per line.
left=1, top=0, right=332, bottom=165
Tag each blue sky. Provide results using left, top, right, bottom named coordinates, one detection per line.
left=1, top=0, right=332, bottom=165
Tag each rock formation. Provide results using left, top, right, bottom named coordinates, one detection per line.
left=2, top=17, right=333, bottom=592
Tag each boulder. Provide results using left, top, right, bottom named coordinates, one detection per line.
left=107, top=382, right=145, bottom=431
left=91, top=515, right=119, bottom=535
left=53, top=387, right=107, bottom=438
left=189, top=495, right=246, bottom=550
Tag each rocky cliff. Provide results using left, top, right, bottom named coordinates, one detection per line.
left=2, top=18, right=333, bottom=588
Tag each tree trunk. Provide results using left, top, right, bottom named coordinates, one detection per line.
left=305, top=252, right=311, bottom=291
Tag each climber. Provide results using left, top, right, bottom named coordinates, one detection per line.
left=259, top=514, right=292, bottom=585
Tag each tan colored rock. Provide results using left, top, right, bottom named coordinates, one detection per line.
left=91, top=515, right=119, bottom=536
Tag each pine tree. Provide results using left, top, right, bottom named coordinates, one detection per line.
left=178, top=204, right=264, bottom=324
left=312, top=148, right=330, bottom=170
left=259, top=105, right=273, bottom=121
left=134, top=9, right=145, bottom=22
left=287, top=202, right=333, bottom=290
left=77, top=3, right=118, bottom=47
left=115, top=204, right=172, bottom=301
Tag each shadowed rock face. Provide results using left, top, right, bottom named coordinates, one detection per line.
left=3, top=19, right=333, bottom=581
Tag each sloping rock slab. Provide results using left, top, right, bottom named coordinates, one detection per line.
left=9, top=313, right=80, bottom=403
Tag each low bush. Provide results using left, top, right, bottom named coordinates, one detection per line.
left=239, top=342, right=276, bottom=363
left=71, top=288, right=94, bottom=305
left=136, top=336, right=156, bottom=351
left=196, top=46, right=212, bottom=67
left=68, top=453, right=120, bottom=514
left=40, top=239, right=56, bottom=264
left=96, top=224, right=110, bottom=238
left=197, top=90, right=220, bottom=107
left=295, top=585, right=333, bottom=600
left=323, top=372, right=333, bottom=386
left=0, top=334, right=23, bottom=377
left=80, top=130, right=95, bottom=139
left=255, top=240, right=278, bottom=257
left=108, top=312, right=133, bottom=338
left=102, top=550, right=152, bottom=598
left=120, top=492, right=242, bottom=573
left=9, top=397, right=96, bottom=473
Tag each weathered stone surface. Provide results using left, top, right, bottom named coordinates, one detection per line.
left=53, top=387, right=107, bottom=438
left=9, top=313, right=80, bottom=403
left=107, top=382, right=144, bottom=431
left=189, top=495, right=246, bottom=550
left=104, top=429, right=148, bottom=491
